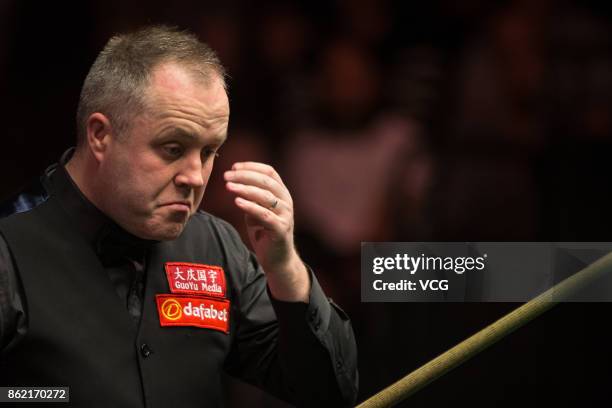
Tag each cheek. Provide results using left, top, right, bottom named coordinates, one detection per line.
left=203, top=164, right=214, bottom=186
left=108, top=158, right=169, bottom=207
left=133, top=155, right=177, bottom=193
left=194, top=164, right=215, bottom=204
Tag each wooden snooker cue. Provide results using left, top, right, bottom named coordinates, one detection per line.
left=356, top=251, right=612, bottom=408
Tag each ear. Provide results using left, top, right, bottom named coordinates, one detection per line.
left=85, top=113, right=113, bottom=162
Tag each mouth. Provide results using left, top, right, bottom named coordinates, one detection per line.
left=162, top=201, right=192, bottom=213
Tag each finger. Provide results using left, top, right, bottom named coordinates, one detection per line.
left=230, top=162, right=287, bottom=188
left=226, top=181, right=285, bottom=212
left=224, top=169, right=289, bottom=202
left=234, top=196, right=285, bottom=232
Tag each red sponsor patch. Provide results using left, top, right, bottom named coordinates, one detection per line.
left=156, top=294, right=230, bottom=333
left=164, top=262, right=227, bottom=298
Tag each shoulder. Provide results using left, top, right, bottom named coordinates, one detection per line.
left=189, top=210, right=240, bottom=238
left=184, top=210, right=257, bottom=288
left=0, top=162, right=58, bottom=221
left=0, top=177, right=50, bottom=220
left=186, top=210, right=246, bottom=253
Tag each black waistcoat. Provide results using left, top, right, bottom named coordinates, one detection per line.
left=0, top=195, right=237, bottom=407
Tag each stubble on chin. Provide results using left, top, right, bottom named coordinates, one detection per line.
left=144, top=213, right=190, bottom=241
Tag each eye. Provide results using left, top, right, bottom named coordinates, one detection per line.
left=202, top=148, right=220, bottom=161
left=162, top=143, right=184, bottom=159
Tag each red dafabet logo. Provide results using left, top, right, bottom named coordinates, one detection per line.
left=156, top=294, right=230, bottom=334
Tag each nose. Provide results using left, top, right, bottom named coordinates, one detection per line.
left=174, top=154, right=205, bottom=188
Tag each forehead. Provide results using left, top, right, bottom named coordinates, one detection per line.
left=146, top=62, right=229, bottom=124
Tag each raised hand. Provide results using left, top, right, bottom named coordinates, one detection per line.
left=224, top=162, right=309, bottom=302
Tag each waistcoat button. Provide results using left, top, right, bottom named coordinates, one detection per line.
left=140, top=343, right=152, bottom=358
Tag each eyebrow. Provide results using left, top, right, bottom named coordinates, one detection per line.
left=159, top=128, right=198, bottom=141
left=157, top=128, right=226, bottom=145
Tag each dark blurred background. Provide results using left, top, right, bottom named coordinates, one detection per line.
left=1, top=0, right=612, bottom=406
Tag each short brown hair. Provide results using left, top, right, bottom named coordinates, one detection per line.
left=75, top=25, right=226, bottom=146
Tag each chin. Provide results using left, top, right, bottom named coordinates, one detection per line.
left=153, top=225, right=186, bottom=241
left=136, top=220, right=186, bottom=241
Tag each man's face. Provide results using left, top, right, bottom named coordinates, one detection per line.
left=98, top=62, right=230, bottom=240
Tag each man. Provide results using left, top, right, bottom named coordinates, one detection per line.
left=0, top=26, right=358, bottom=407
